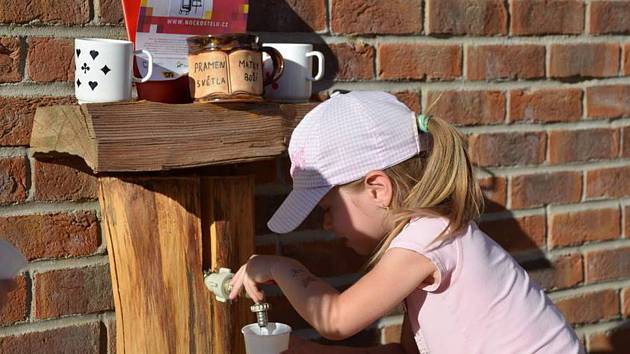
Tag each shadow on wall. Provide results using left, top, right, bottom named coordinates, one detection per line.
left=247, top=0, right=338, bottom=97
left=477, top=174, right=553, bottom=278
left=588, top=319, right=630, bottom=354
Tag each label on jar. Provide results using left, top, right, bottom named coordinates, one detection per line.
left=228, top=49, right=263, bottom=96
left=188, top=51, right=230, bottom=98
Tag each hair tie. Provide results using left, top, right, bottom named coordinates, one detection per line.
left=417, top=113, right=431, bottom=133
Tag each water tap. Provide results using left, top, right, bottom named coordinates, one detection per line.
left=203, top=268, right=234, bottom=302
left=250, top=302, right=271, bottom=328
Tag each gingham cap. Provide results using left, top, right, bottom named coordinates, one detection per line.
left=267, top=91, right=427, bottom=233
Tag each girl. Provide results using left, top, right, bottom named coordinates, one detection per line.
left=229, top=91, right=583, bottom=353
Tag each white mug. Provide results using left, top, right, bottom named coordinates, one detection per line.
left=263, top=43, right=324, bottom=102
left=74, top=38, right=153, bottom=104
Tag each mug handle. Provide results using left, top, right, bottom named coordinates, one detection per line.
left=262, top=46, right=284, bottom=86
left=132, top=49, right=153, bottom=83
left=306, top=51, right=325, bottom=81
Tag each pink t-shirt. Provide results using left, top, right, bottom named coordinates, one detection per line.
left=388, top=217, right=583, bottom=354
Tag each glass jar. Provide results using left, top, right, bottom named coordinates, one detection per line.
left=187, top=34, right=284, bottom=102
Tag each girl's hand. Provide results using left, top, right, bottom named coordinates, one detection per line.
left=228, top=255, right=283, bottom=302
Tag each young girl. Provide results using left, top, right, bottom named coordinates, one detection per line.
left=229, top=91, right=583, bottom=353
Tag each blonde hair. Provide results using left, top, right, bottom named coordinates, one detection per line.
left=344, top=116, right=484, bottom=268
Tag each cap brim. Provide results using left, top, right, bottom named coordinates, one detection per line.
left=267, top=186, right=332, bottom=234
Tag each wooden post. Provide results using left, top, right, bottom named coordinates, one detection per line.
left=98, top=175, right=255, bottom=354
left=202, top=176, right=255, bottom=354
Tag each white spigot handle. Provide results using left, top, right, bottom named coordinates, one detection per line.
left=204, top=267, right=234, bottom=302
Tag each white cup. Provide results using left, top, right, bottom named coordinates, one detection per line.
left=242, top=322, right=291, bottom=354
left=263, top=43, right=324, bottom=102
left=74, top=38, right=153, bottom=104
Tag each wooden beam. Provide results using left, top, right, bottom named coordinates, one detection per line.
left=31, top=101, right=315, bottom=173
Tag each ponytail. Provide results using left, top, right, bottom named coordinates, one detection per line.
left=364, top=116, right=484, bottom=268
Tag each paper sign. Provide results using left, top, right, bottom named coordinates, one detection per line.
left=134, top=0, right=249, bottom=81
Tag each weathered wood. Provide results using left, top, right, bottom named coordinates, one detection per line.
left=31, top=101, right=317, bottom=173
left=98, top=175, right=256, bottom=354
left=202, top=176, right=255, bottom=354
left=99, top=177, right=213, bottom=354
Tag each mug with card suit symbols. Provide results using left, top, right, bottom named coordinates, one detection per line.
left=74, top=38, right=153, bottom=104
left=263, top=43, right=324, bottom=102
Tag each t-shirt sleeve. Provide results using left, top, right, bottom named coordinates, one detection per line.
left=387, top=217, right=460, bottom=292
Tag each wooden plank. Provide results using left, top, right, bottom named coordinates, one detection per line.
left=98, top=176, right=213, bottom=354
left=201, top=176, right=256, bottom=354
left=31, top=100, right=317, bottom=173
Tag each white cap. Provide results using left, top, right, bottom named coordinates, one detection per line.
left=267, top=91, right=428, bottom=233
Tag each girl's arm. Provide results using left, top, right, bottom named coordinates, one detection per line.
left=229, top=248, right=435, bottom=341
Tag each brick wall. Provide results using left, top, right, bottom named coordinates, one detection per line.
left=0, top=0, right=629, bottom=353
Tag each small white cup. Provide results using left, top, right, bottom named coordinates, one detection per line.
left=242, top=322, right=291, bottom=354
left=263, top=43, right=324, bottom=103
left=74, top=38, right=153, bottom=104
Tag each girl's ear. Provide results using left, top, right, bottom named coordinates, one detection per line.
left=363, top=171, right=393, bottom=208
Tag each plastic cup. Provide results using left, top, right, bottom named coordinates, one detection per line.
left=241, top=322, right=291, bottom=354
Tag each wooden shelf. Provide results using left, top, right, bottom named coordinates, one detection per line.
left=30, top=100, right=317, bottom=173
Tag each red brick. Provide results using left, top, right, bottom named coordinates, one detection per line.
left=589, top=1, right=630, bottom=34
left=478, top=176, right=507, bottom=212
left=328, top=43, right=375, bottom=81
left=247, top=0, right=325, bottom=32
left=624, top=288, right=630, bottom=317
left=624, top=44, right=630, bottom=76
left=426, top=0, right=507, bottom=35
left=588, top=326, right=630, bottom=353
left=393, top=91, right=420, bottom=113
left=27, top=37, right=74, bottom=82
left=549, top=129, right=619, bottom=164
left=33, top=156, right=97, bottom=201
left=0, top=212, right=100, bottom=260
left=467, top=45, right=546, bottom=80
left=0, top=0, right=90, bottom=25
left=0, top=96, right=75, bottom=146
left=0, top=156, right=28, bottom=205
left=331, top=0, right=422, bottom=35
left=0, top=275, right=29, bottom=326
left=378, top=44, right=461, bottom=81
left=549, top=43, right=620, bottom=78
left=479, top=215, right=545, bottom=252
left=585, top=247, right=630, bottom=284
left=468, top=132, right=546, bottom=167
left=587, top=85, right=630, bottom=119
left=281, top=238, right=367, bottom=277
left=549, top=208, right=620, bottom=248
left=426, top=90, right=504, bottom=126
left=98, top=0, right=124, bottom=24
left=509, top=89, right=582, bottom=123
left=624, top=127, right=630, bottom=158
left=510, top=171, right=581, bottom=209
left=524, top=254, right=583, bottom=291
left=586, top=166, right=630, bottom=199
left=0, top=322, right=101, bottom=353
left=382, top=323, right=402, bottom=344
left=511, top=0, right=584, bottom=35
left=625, top=206, right=630, bottom=238
left=556, top=290, right=619, bottom=325
left=35, top=265, right=113, bottom=319
left=0, top=37, right=21, bottom=83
